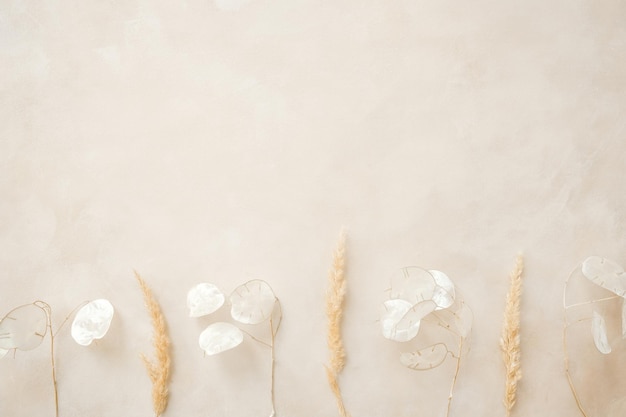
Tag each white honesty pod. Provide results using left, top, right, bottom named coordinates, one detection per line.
left=582, top=256, right=626, bottom=297
left=199, top=322, right=244, bottom=355
left=591, top=310, right=611, bottom=354
left=400, top=343, right=449, bottom=370
left=381, top=299, right=421, bottom=342
left=187, top=283, right=225, bottom=317
left=389, top=267, right=437, bottom=304
left=382, top=266, right=471, bottom=372
left=428, top=269, right=456, bottom=309
left=189, top=278, right=282, bottom=417
left=453, top=301, right=473, bottom=338
left=382, top=265, right=472, bottom=417
left=71, top=299, right=115, bottom=346
left=563, top=256, right=626, bottom=417
left=0, top=304, right=48, bottom=351
left=230, top=280, right=277, bottom=325
left=578, top=257, right=626, bottom=352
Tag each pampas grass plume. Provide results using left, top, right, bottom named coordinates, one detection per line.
left=135, top=271, right=171, bottom=417
left=325, top=229, right=350, bottom=417
left=500, top=255, right=524, bottom=417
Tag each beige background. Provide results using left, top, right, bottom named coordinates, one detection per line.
left=2, top=1, right=626, bottom=416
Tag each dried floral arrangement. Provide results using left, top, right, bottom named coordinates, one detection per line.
left=325, top=229, right=350, bottom=417
left=135, top=271, right=171, bottom=417
left=381, top=267, right=472, bottom=417
left=0, top=298, right=114, bottom=417
left=500, top=255, right=523, bottom=417
left=187, top=278, right=282, bottom=417
left=563, top=256, right=626, bottom=417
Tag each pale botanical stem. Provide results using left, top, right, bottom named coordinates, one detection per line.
left=429, top=312, right=463, bottom=339
left=269, top=299, right=282, bottom=417
left=563, top=319, right=589, bottom=417
left=33, top=300, right=91, bottom=417
left=269, top=315, right=276, bottom=417
left=53, top=301, right=89, bottom=338
left=562, top=268, right=591, bottom=417
left=34, top=301, right=58, bottom=417
left=446, top=337, right=463, bottom=417
left=239, top=329, right=272, bottom=348
left=246, top=300, right=281, bottom=417
left=49, top=315, right=58, bottom=417
left=565, top=294, right=622, bottom=310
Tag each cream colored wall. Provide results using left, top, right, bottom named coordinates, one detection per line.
left=1, top=1, right=626, bottom=416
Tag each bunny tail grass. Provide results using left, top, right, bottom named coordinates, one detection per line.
left=135, top=271, right=171, bottom=417
left=325, top=229, right=350, bottom=417
left=500, top=255, right=524, bottom=417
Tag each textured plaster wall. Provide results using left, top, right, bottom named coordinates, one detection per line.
left=1, top=1, right=626, bottom=416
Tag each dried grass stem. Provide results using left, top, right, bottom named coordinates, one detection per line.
left=500, top=255, right=523, bottom=417
left=325, top=229, right=350, bottom=417
left=135, top=271, right=171, bottom=417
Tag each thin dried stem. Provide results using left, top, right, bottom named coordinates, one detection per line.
left=240, top=328, right=272, bottom=348
left=446, top=337, right=464, bottom=417
left=30, top=300, right=96, bottom=417
left=562, top=267, right=591, bottom=417
left=238, top=295, right=281, bottom=417
left=270, top=298, right=283, bottom=417
left=53, top=300, right=90, bottom=337
left=325, top=229, right=350, bottom=417
left=34, top=301, right=57, bottom=417
left=135, top=271, right=171, bottom=417
left=500, top=255, right=524, bottom=417
left=326, top=366, right=350, bottom=417
left=565, top=294, right=622, bottom=309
